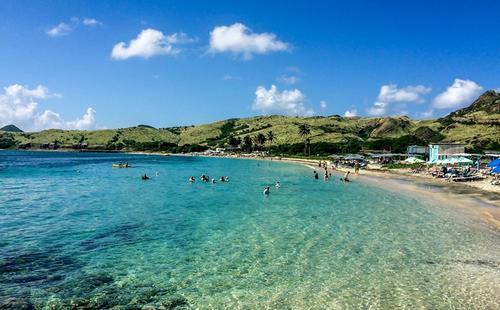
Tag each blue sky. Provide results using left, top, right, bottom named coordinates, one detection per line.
left=0, top=0, right=499, bottom=131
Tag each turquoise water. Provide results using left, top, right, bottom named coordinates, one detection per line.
left=0, top=151, right=499, bottom=309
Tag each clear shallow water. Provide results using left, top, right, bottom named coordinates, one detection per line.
left=0, top=151, right=499, bottom=309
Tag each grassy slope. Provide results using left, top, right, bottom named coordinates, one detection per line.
left=4, top=91, right=499, bottom=151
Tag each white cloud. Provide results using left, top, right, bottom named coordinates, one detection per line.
left=378, top=84, right=431, bottom=103
left=82, top=18, right=102, bottom=27
left=66, top=108, right=96, bottom=130
left=367, top=102, right=388, bottom=116
left=111, top=28, right=192, bottom=60
left=0, top=84, right=97, bottom=131
left=320, top=100, right=327, bottom=109
left=252, top=85, right=313, bottom=116
left=344, top=109, right=357, bottom=117
left=47, top=17, right=102, bottom=37
left=47, top=22, right=72, bottom=37
left=209, top=23, right=289, bottom=59
left=35, top=110, right=63, bottom=129
left=367, top=83, right=431, bottom=116
left=432, top=79, right=483, bottom=109
left=278, top=74, right=299, bottom=85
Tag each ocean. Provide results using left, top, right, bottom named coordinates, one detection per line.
left=0, top=151, right=499, bottom=308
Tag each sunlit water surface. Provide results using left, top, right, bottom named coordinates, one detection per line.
left=0, top=151, right=499, bottom=309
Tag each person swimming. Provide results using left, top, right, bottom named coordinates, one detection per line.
left=200, top=175, right=210, bottom=182
left=275, top=181, right=281, bottom=188
left=211, top=178, right=216, bottom=184
left=263, top=186, right=270, bottom=195
left=220, top=176, right=226, bottom=182
left=189, top=176, right=195, bottom=182
left=141, top=174, right=150, bottom=180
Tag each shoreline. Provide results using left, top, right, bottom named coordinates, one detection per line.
left=2, top=149, right=499, bottom=229
left=175, top=153, right=500, bottom=230
left=279, top=158, right=500, bottom=230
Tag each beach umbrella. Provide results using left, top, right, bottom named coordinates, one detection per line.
left=487, top=158, right=500, bottom=167
left=492, top=165, right=500, bottom=174
left=436, top=158, right=452, bottom=165
left=455, top=157, right=473, bottom=164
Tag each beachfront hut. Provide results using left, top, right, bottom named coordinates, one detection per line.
left=407, top=145, right=428, bottom=157
left=428, top=143, right=465, bottom=162
left=485, top=151, right=500, bottom=158
left=344, top=154, right=365, bottom=161
left=367, top=153, right=407, bottom=164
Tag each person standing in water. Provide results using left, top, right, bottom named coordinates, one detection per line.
left=263, top=186, right=270, bottom=195
left=342, top=171, right=351, bottom=182
left=314, top=171, right=319, bottom=180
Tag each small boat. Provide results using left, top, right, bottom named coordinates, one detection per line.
left=112, top=163, right=130, bottom=168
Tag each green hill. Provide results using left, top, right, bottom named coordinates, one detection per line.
left=2, top=91, right=499, bottom=154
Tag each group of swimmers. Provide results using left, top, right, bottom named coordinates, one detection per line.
left=313, top=169, right=351, bottom=182
left=189, top=175, right=230, bottom=184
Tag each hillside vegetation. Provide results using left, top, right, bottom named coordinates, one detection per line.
left=1, top=91, right=499, bottom=155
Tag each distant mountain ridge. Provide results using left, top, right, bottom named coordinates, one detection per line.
left=0, top=124, right=23, bottom=132
left=2, top=91, right=499, bottom=153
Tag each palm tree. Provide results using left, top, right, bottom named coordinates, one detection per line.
left=242, top=135, right=253, bottom=152
left=254, top=133, right=267, bottom=151
left=267, top=131, right=275, bottom=146
left=227, top=135, right=241, bottom=148
left=298, top=124, right=311, bottom=156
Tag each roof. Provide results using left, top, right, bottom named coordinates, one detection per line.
left=367, top=153, right=407, bottom=158
left=429, top=143, right=466, bottom=146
